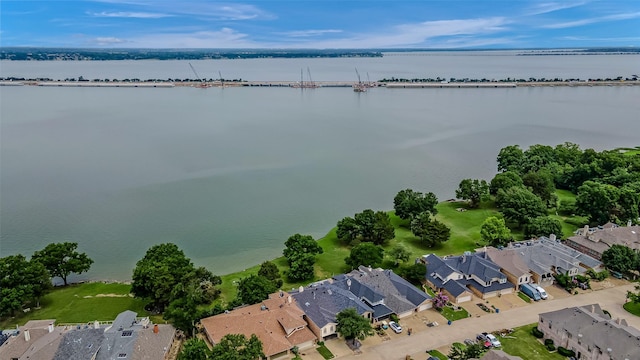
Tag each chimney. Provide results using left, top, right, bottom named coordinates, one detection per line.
left=616, top=318, right=622, bottom=325
left=48, top=323, right=55, bottom=333
left=94, top=321, right=100, bottom=329
left=288, top=296, right=292, bottom=304
left=550, top=234, right=556, bottom=241
left=24, top=330, right=30, bottom=342
left=153, top=324, right=159, bottom=334
left=628, top=220, right=632, bottom=227
left=583, top=225, right=589, bottom=236
left=591, top=304, right=595, bottom=313
left=299, top=286, right=304, bottom=293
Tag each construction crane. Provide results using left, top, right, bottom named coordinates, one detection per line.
left=188, top=63, right=203, bottom=82
left=218, top=71, right=224, bottom=87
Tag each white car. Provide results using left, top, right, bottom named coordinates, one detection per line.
left=485, top=333, right=501, bottom=347
left=388, top=321, right=402, bottom=334
left=535, top=285, right=548, bottom=300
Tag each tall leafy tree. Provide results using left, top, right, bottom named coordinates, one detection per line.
left=497, top=145, right=524, bottom=173
left=335, top=308, right=374, bottom=346
left=283, top=234, right=323, bottom=282
left=178, top=339, right=212, bottom=360
left=575, top=181, right=620, bottom=225
left=524, top=216, right=563, bottom=239
left=393, top=189, right=438, bottom=221
left=337, top=210, right=395, bottom=245
left=0, top=255, right=51, bottom=317
left=210, top=334, right=264, bottom=360
left=336, top=216, right=359, bottom=244
left=387, top=244, right=411, bottom=266
left=455, top=179, right=489, bottom=208
left=31, top=242, right=93, bottom=285
left=411, top=212, right=451, bottom=247
left=496, top=186, right=547, bottom=227
left=490, top=171, right=523, bottom=195
left=523, top=170, right=557, bottom=207
left=522, top=144, right=556, bottom=173
left=480, top=216, right=512, bottom=246
left=258, top=261, right=283, bottom=288
left=602, top=245, right=639, bottom=274
left=236, top=275, right=278, bottom=305
left=371, top=211, right=395, bottom=245
left=396, top=263, right=427, bottom=285
left=345, top=243, right=384, bottom=270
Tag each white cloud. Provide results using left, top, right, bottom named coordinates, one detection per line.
left=543, top=11, right=640, bottom=28
left=281, top=29, right=343, bottom=38
left=560, top=36, right=640, bottom=42
left=119, top=28, right=259, bottom=48
left=90, top=37, right=128, bottom=45
left=293, top=17, right=511, bottom=48
left=525, top=1, right=588, bottom=16
left=89, top=11, right=172, bottom=18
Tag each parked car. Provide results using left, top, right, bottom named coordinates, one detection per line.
left=535, top=285, right=548, bottom=300
left=389, top=321, right=402, bottom=334
left=485, top=333, right=502, bottom=347
left=464, top=338, right=476, bottom=346
left=476, top=333, right=492, bottom=348
left=520, top=283, right=541, bottom=301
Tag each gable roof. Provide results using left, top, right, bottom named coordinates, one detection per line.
left=0, top=320, right=59, bottom=360
left=514, top=238, right=601, bottom=275
left=444, top=255, right=506, bottom=284
left=291, top=282, right=373, bottom=328
left=540, top=304, right=640, bottom=360
left=568, top=225, right=640, bottom=254
left=483, top=248, right=531, bottom=278
left=54, top=329, right=103, bottom=360
left=480, top=349, right=522, bottom=360
left=200, top=292, right=317, bottom=358
left=346, top=266, right=431, bottom=314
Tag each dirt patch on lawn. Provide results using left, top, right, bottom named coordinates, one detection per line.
left=83, top=293, right=133, bottom=298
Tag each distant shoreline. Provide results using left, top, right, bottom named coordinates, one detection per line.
left=2, top=79, right=639, bottom=88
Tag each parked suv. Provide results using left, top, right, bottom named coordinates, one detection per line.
left=477, top=333, right=501, bottom=347
left=388, top=321, right=402, bottom=334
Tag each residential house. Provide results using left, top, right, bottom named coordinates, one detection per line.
left=484, top=247, right=533, bottom=289
left=510, top=237, right=602, bottom=286
left=200, top=292, right=317, bottom=360
left=0, top=311, right=175, bottom=360
left=538, top=304, right=640, bottom=360
left=290, top=282, right=374, bottom=340
left=566, top=224, right=640, bottom=260
left=340, top=266, right=432, bottom=318
left=0, top=320, right=61, bottom=360
left=422, top=254, right=473, bottom=303
left=423, top=253, right=514, bottom=301
left=479, top=349, right=522, bottom=360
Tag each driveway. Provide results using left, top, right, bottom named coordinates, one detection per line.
left=311, top=283, right=639, bottom=360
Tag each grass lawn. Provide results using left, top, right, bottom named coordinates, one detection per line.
left=517, top=292, right=532, bottom=303
left=623, top=302, right=640, bottom=316
left=0, top=282, right=153, bottom=329
left=439, top=306, right=470, bottom=321
left=500, top=324, right=565, bottom=360
left=316, top=344, right=335, bottom=359
left=428, top=349, right=448, bottom=360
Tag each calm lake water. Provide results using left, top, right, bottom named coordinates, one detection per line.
left=1, top=53, right=639, bottom=281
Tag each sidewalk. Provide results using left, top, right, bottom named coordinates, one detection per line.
left=330, top=283, right=639, bottom=360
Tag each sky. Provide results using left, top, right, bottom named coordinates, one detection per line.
left=1, top=0, right=639, bottom=49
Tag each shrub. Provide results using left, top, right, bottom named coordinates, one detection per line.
left=546, top=344, right=556, bottom=351
left=390, top=314, right=399, bottom=323
left=531, top=327, right=544, bottom=338
left=558, top=347, right=575, bottom=357
left=544, top=339, right=554, bottom=346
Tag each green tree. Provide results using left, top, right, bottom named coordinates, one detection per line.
left=31, top=242, right=93, bottom=285
left=449, top=343, right=484, bottom=360
left=411, top=212, right=451, bottom=247
left=371, top=211, right=395, bottom=245
left=480, top=216, right=512, bottom=246
left=575, top=181, right=620, bottom=224
left=163, top=294, right=199, bottom=334
left=396, top=263, right=426, bottom=285
left=627, top=285, right=640, bottom=304
left=496, top=186, right=547, bottom=227
left=283, top=234, right=323, bottom=282
left=393, top=189, right=438, bottom=221
left=497, top=145, right=524, bottom=173
left=522, top=144, right=556, bottom=173
left=210, top=334, right=264, bottom=360
left=178, top=339, right=212, bottom=360
left=602, top=245, right=639, bottom=274
left=524, top=216, right=563, bottom=239
left=131, top=243, right=221, bottom=311
left=523, top=170, right=557, bottom=207
left=236, top=275, right=278, bottom=305
left=258, top=261, right=283, bottom=288
left=0, top=255, right=51, bottom=317
left=455, top=179, right=489, bottom=208
left=336, top=216, right=359, bottom=244
left=335, top=308, right=374, bottom=346
left=490, top=171, right=523, bottom=195
left=387, top=244, right=411, bottom=266
left=345, top=243, right=384, bottom=270
left=617, top=185, right=640, bottom=224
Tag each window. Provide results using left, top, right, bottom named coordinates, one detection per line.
left=118, top=354, right=127, bottom=358
left=121, top=330, right=133, bottom=337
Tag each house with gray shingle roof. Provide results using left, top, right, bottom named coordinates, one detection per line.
left=422, top=253, right=474, bottom=303
left=344, top=266, right=432, bottom=318
left=423, top=253, right=514, bottom=301
left=566, top=224, right=640, bottom=260
left=538, top=304, right=640, bottom=360
left=290, top=282, right=374, bottom=340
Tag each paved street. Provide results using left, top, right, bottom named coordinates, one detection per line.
left=303, top=283, right=639, bottom=360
